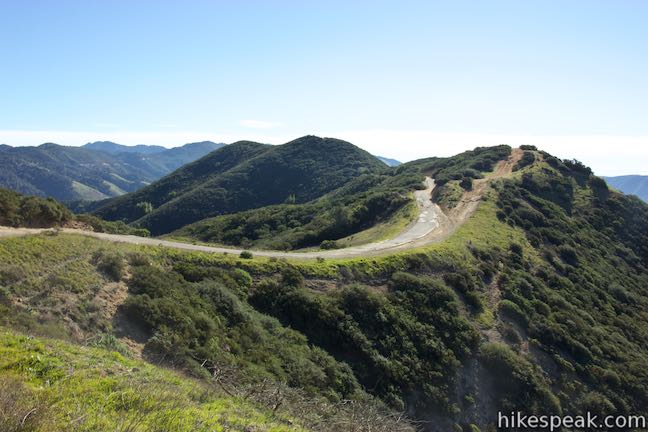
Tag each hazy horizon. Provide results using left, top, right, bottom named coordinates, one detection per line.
left=1, top=1, right=647, bottom=176
left=2, top=132, right=646, bottom=177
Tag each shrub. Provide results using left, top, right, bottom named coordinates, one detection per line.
left=92, top=250, right=125, bottom=281
left=136, top=201, right=154, bottom=215
left=513, top=151, right=536, bottom=171
left=239, top=251, right=253, bottom=259
left=498, top=300, right=528, bottom=326
left=459, top=177, right=473, bottom=191
left=127, top=252, right=150, bottom=267
left=281, top=266, right=304, bottom=287
left=557, top=245, right=578, bottom=266
left=320, top=240, right=340, bottom=250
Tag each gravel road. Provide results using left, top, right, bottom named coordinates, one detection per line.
left=0, top=151, right=522, bottom=259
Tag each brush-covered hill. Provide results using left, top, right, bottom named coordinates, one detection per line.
left=0, top=187, right=149, bottom=236
left=2, top=145, right=648, bottom=431
left=94, top=136, right=388, bottom=235
left=0, top=141, right=223, bottom=202
left=172, top=145, right=511, bottom=250
left=605, top=175, right=648, bottom=202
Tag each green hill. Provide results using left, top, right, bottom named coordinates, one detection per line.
left=95, top=136, right=388, bottom=235
left=0, top=141, right=223, bottom=202
left=172, top=145, right=511, bottom=250
left=0, top=187, right=150, bottom=236
left=2, top=145, right=648, bottom=431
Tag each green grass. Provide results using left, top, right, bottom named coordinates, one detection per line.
left=435, top=180, right=463, bottom=209
left=334, top=199, right=417, bottom=248
left=0, top=330, right=303, bottom=432
left=71, top=181, right=109, bottom=201
left=102, top=179, right=127, bottom=196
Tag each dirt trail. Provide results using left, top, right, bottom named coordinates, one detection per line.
left=0, top=150, right=523, bottom=259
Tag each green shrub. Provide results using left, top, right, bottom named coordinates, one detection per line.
left=92, top=250, right=125, bottom=281
left=498, top=300, right=527, bottom=326
left=459, top=177, right=473, bottom=191
left=557, top=245, right=578, bottom=266
left=513, top=151, right=536, bottom=172
left=320, top=239, right=340, bottom=250
left=239, top=251, right=253, bottom=259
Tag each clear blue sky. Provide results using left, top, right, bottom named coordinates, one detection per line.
left=1, top=0, right=647, bottom=174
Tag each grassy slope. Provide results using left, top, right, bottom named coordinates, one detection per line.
left=0, top=331, right=302, bottom=432
left=0, top=233, right=414, bottom=432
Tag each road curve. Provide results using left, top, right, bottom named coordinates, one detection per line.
left=0, top=150, right=522, bottom=260
left=0, top=177, right=450, bottom=259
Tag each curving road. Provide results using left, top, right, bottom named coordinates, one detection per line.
left=0, top=151, right=521, bottom=260
left=0, top=177, right=449, bottom=259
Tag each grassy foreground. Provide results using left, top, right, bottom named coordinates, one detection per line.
left=0, top=330, right=302, bottom=432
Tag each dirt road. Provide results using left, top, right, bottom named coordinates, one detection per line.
left=0, top=150, right=522, bottom=259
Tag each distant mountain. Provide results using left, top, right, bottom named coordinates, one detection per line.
left=83, top=141, right=167, bottom=154
left=144, top=141, right=226, bottom=172
left=376, top=156, right=401, bottom=166
left=94, top=136, right=388, bottom=235
left=604, top=175, right=648, bottom=202
left=0, top=141, right=224, bottom=202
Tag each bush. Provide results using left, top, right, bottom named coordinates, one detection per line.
left=92, top=250, right=125, bottom=281
left=320, top=239, right=340, bottom=250
left=281, top=266, right=304, bottom=287
left=513, top=151, right=535, bottom=171
left=498, top=300, right=527, bottom=326
left=239, top=250, right=253, bottom=259
left=557, top=245, right=578, bottom=266
left=459, top=177, right=473, bottom=191
left=76, top=214, right=150, bottom=237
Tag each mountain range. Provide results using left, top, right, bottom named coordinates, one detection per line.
left=0, top=141, right=224, bottom=202
left=376, top=156, right=401, bottom=166
left=604, top=175, right=648, bottom=202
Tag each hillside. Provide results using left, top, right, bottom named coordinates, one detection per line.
left=0, top=141, right=223, bottom=202
left=0, top=233, right=414, bottom=431
left=172, top=145, right=511, bottom=251
left=604, top=175, right=648, bottom=202
left=0, top=331, right=304, bottom=431
left=95, top=136, right=388, bottom=235
left=0, top=187, right=150, bottom=236
left=2, top=145, right=648, bottom=431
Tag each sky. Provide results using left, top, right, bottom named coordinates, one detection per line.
left=1, top=0, right=647, bottom=175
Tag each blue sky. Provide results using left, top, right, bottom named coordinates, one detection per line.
left=1, top=0, right=647, bottom=174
